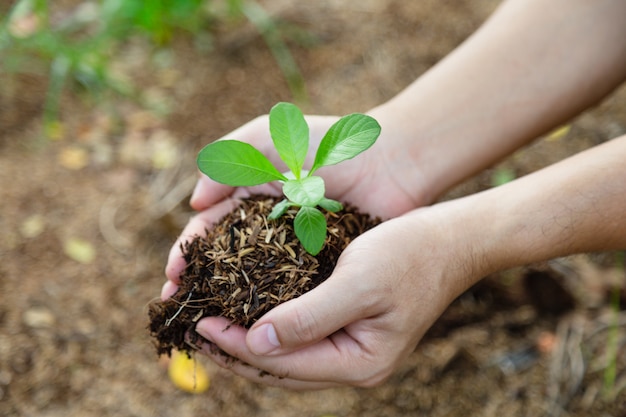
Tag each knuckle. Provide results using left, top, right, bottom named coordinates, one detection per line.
left=286, top=306, right=320, bottom=346
left=347, top=345, right=397, bottom=388
left=367, top=369, right=394, bottom=387
left=353, top=365, right=394, bottom=388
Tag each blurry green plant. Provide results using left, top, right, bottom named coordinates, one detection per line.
left=240, top=1, right=307, bottom=104
left=491, top=166, right=516, bottom=187
left=603, top=250, right=625, bottom=400
left=0, top=0, right=307, bottom=135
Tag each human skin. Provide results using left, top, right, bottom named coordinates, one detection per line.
left=162, top=0, right=626, bottom=389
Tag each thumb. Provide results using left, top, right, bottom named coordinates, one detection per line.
left=246, top=260, right=379, bottom=356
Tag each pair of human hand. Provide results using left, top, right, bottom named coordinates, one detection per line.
left=161, top=113, right=476, bottom=389
left=161, top=0, right=626, bottom=389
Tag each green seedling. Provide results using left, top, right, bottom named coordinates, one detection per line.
left=197, top=102, right=381, bottom=255
left=1, top=0, right=306, bottom=133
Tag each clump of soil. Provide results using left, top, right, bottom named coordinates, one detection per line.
left=148, top=194, right=380, bottom=356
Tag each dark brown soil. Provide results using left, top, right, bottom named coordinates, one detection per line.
left=1, top=1, right=626, bottom=416
left=148, top=195, right=379, bottom=356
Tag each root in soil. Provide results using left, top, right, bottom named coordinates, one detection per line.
left=148, top=194, right=380, bottom=356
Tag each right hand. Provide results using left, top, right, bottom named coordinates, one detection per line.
left=190, top=200, right=482, bottom=389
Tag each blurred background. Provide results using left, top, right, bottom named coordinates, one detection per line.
left=1, top=1, right=625, bottom=416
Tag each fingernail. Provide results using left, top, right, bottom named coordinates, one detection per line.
left=160, top=280, right=178, bottom=301
left=248, top=323, right=280, bottom=355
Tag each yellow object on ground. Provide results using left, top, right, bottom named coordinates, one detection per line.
left=63, top=237, right=96, bottom=264
left=546, top=124, right=571, bottom=141
left=168, top=350, right=210, bottom=393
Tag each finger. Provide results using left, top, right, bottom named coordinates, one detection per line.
left=195, top=317, right=342, bottom=385
left=189, top=174, right=234, bottom=211
left=196, top=315, right=388, bottom=387
left=160, top=280, right=179, bottom=301
left=164, top=197, right=242, bottom=283
left=190, top=167, right=285, bottom=211
left=198, top=340, right=341, bottom=390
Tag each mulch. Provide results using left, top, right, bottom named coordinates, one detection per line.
left=148, top=194, right=380, bottom=356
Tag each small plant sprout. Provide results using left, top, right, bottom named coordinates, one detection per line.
left=196, top=102, right=381, bottom=255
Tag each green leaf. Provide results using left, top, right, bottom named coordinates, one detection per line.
left=197, top=140, right=287, bottom=187
left=294, top=206, right=327, bottom=255
left=318, top=197, right=343, bottom=212
left=283, top=176, right=325, bottom=207
left=268, top=199, right=291, bottom=220
left=311, top=113, right=381, bottom=173
left=269, top=102, right=309, bottom=179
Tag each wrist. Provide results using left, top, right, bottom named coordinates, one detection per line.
left=443, top=136, right=626, bottom=276
left=407, top=187, right=534, bottom=291
left=389, top=201, right=496, bottom=303
left=367, top=94, right=506, bottom=205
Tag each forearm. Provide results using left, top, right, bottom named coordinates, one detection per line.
left=442, top=134, right=626, bottom=287
left=370, top=0, right=626, bottom=202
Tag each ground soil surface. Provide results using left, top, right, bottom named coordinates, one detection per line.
left=2, top=1, right=626, bottom=416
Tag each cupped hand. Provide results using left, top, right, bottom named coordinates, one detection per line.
left=190, top=204, right=478, bottom=389
left=163, top=111, right=431, bottom=291
left=160, top=110, right=449, bottom=389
